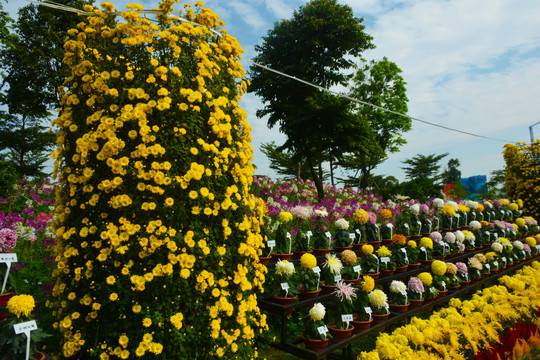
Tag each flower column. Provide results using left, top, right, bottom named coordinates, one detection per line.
left=49, top=2, right=267, bottom=359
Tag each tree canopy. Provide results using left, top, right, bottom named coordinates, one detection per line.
left=249, top=0, right=374, bottom=200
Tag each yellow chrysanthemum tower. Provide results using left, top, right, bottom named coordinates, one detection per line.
left=49, top=1, right=267, bottom=358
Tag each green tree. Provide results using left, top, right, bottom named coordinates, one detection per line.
left=442, top=158, right=461, bottom=184
left=399, top=153, right=448, bottom=200
left=249, top=0, right=374, bottom=200
left=481, top=169, right=506, bottom=198
left=346, top=57, right=409, bottom=188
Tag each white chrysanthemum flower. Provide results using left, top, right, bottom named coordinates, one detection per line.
left=314, top=209, right=328, bottom=217
left=465, top=200, right=479, bottom=210
left=432, top=198, right=445, bottom=208
left=368, top=289, right=388, bottom=310
left=291, top=206, right=312, bottom=220
left=275, top=260, right=295, bottom=276
left=389, top=280, right=407, bottom=294
left=454, top=230, right=465, bottom=243
left=335, top=218, right=350, bottom=230
left=484, top=201, right=493, bottom=209
left=447, top=201, right=458, bottom=211
left=491, top=242, right=503, bottom=253
left=469, top=221, right=482, bottom=230
left=324, top=253, right=343, bottom=275
left=410, top=204, right=420, bottom=215
left=512, top=240, right=524, bottom=251
left=309, top=302, right=326, bottom=321
left=444, top=232, right=456, bottom=244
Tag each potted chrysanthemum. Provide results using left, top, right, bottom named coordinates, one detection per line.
left=302, top=302, right=331, bottom=352
left=341, top=250, right=361, bottom=286
left=352, top=209, right=369, bottom=250
left=291, top=205, right=313, bottom=257
left=456, top=262, right=470, bottom=287
left=430, top=232, right=448, bottom=260
left=270, top=260, right=298, bottom=311
left=491, top=241, right=506, bottom=268
left=333, top=218, right=353, bottom=252
left=440, top=204, right=457, bottom=230
left=0, top=294, right=50, bottom=360
left=391, top=234, right=409, bottom=272
left=462, top=230, right=477, bottom=252
left=376, top=246, right=395, bottom=276
left=297, top=253, right=322, bottom=301
left=273, top=211, right=294, bottom=261
left=407, top=277, right=425, bottom=309
left=365, top=211, right=380, bottom=246
left=443, top=232, right=459, bottom=255
left=367, top=289, right=389, bottom=325
left=406, top=240, right=421, bottom=269
left=379, top=209, right=394, bottom=244
left=525, top=237, right=537, bottom=257
left=474, top=253, right=490, bottom=277
left=512, top=240, right=527, bottom=260
left=321, top=253, right=343, bottom=295
left=360, top=244, right=379, bottom=278
left=0, top=228, right=18, bottom=314
left=388, top=280, right=409, bottom=313
left=430, top=260, right=448, bottom=298
left=484, top=251, right=500, bottom=273
left=445, top=262, right=461, bottom=290
left=352, top=276, right=375, bottom=332
left=418, top=237, right=434, bottom=264
left=467, top=256, right=483, bottom=282
left=469, top=220, right=487, bottom=246
left=312, top=209, right=331, bottom=257
left=418, top=272, right=438, bottom=301
left=327, top=281, right=356, bottom=343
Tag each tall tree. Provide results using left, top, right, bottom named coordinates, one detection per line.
left=346, top=57, right=410, bottom=188
left=0, top=1, right=91, bottom=178
left=249, top=0, right=374, bottom=200
left=399, top=153, right=447, bottom=200
left=442, top=158, right=462, bottom=184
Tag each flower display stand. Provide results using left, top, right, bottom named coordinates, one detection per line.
left=258, top=237, right=538, bottom=360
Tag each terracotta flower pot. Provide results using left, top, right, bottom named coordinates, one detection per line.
left=292, top=250, right=309, bottom=259
left=368, top=240, right=382, bottom=248
left=448, top=285, right=460, bottom=291
left=381, top=238, right=393, bottom=245
left=351, top=314, right=373, bottom=333
left=312, top=249, right=331, bottom=257
left=371, top=312, right=390, bottom=325
left=272, top=296, right=297, bottom=315
left=460, top=280, right=471, bottom=288
left=419, top=259, right=434, bottom=265
left=327, top=322, right=354, bottom=344
left=333, top=246, right=353, bottom=253
left=437, top=289, right=448, bottom=299
left=395, top=265, right=408, bottom=273
left=34, top=352, right=46, bottom=360
left=302, top=335, right=329, bottom=352
left=409, top=299, right=424, bottom=309
left=352, top=243, right=367, bottom=251
left=408, top=263, right=421, bottom=270
left=367, top=272, right=380, bottom=280
left=258, top=256, right=271, bottom=264
left=320, top=284, right=337, bottom=296
left=381, top=269, right=395, bottom=277
left=299, top=288, right=321, bottom=301
left=389, top=303, right=410, bottom=313
left=343, top=278, right=359, bottom=287
left=271, top=252, right=293, bottom=262
left=491, top=268, right=500, bottom=274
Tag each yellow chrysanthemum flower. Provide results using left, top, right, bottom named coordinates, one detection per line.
left=376, top=245, right=392, bottom=257
left=278, top=211, right=293, bottom=222
left=7, top=294, right=35, bottom=318
left=362, top=244, right=374, bottom=255
left=361, top=275, right=375, bottom=293
left=431, top=260, right=446, bottom=276
left=417, top=272, right=433, bottom=286
left=419, top=237, right=433, bottom=250
left=340, top=249, right=357, bottom=265
left=300, top=253, right=317, bottom=269
left=353, top=209, right=369, bottom=225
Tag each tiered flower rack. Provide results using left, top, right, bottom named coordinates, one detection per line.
left=258, top=231, right=539, bottom=360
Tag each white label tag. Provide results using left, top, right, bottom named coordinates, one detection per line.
left=353, top=265, right=361, bottom=273
left=349, top=233, right=356, bottom=239
left=417, top=221, right=422, bottom=225
left=281, top=282, right=289, bottom=290
left=355, top=228, right=361, bottom=235
left=13, top=320, right=37, bottom=335
left=404, top=224, right=409, bottom=228
left=342, top=314, right=353, bottom=322
left=456, top=214, right=460, bottom=219
left=420, top=247, right=426, bottom=252
left=267, top=240, right=276, bottom=247
left=387, top=223, right=393, bottom=228
left=325, top=231, right=332, bottom=239
left=334, top=275, right=342, bottom=282
left=381, top=257, right=390, bottom=264
left=493, top=261, right=499, bottom=267
left=313, top=266, right=321, bottom=274
left=485, top=264, right=490, bottom=270
left=286, top=232, right=292, bottom=239
left=0, top=253, right=17, bottom=263
left=317, top=325, right=329, bottom=335
left=493, top=233, right=499, bottom=239
left=364, top=306, right=372, bottom=314
left=441, top=281, right=446, bottom=290
left=400, top=290, right=407, bottom=296
left=536, top=245, right=540, bottom=251
left=306, top=231, right=313, bottom=237
left=400, top=248, right=407, bottom=253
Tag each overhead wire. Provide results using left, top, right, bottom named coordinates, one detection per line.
left=27, top=0, right=518, bottom=144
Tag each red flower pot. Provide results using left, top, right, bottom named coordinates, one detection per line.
left=460, top=280, right=471, bottom=289
left=395, top=265, right=408, bottom=273
left=258, top=256, right=271, bottom=264
left=437, top=289, right=448, bottom=299
left=320, top=284, right=337, bottom=296
left=302, top=335, right=329, bottom=352
left=299, top=288, right=321, bottom=301
left=272, top=296, right=297, bottom=315
left=327, top=323, right=354, bottom=344
left=381, top=269, right=395, bottom=277
left=333, top=246, right=353, bottom=253
left=271, top=252, right=293, bottom=262
left=409, top=299, right=424, bottom=309
left=371, top=312, right=390, bottom=325
left=367, top=272, right=380, bottom=280
left=351, top=314, right=372, bottom=333
left=408, top=263, right=421, bottom=270
left=343, top=278, right=359, bottom=287
left=312, top=249, right=331, bottom=257
left=389, top=303, right=410, bottom=313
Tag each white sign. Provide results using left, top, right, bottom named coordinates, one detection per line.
left=420, top=247, right=426, bottom=252
left=342, top=314, right=353, bottom=328
left=404, top=224, right=409, bottom=228
left=306, top=231, right=313, bottom=237
left=364, top=306, right=372, bottom=320
left=349, top=233, right=356, bottom=239
left=380, top=257, right=390, bottom=264
left=353, top=265, right=361, bottom=274
left=281, top=282, right=289, bottom=290
left=493, top=261, right=499, bottom=267
left=441, top=281, right=446, bottom=290
left=536, top=245, right=540, bottom=251
left=355, top=228, right=361, bottom=235
left=317, top=325, right=329, bottom=335
left=387, top=223, right=393, bottom=228
left=13, top=320, right=37, bottom=360
left=286, top=232, right=292, bottom=239
left=1, top=253, right=17, bottom=294
left=325, top=231, right=332, bottom=239
left=400, top=290, right=407, bottom=296
left=334, top=275, right=342, bottom=282
left=485, top=264, right=490, bottom=270
left=313, top=266, right=321, bottom=274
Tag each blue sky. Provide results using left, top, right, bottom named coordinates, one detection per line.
left=8, top=0, right=540, bottom=183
